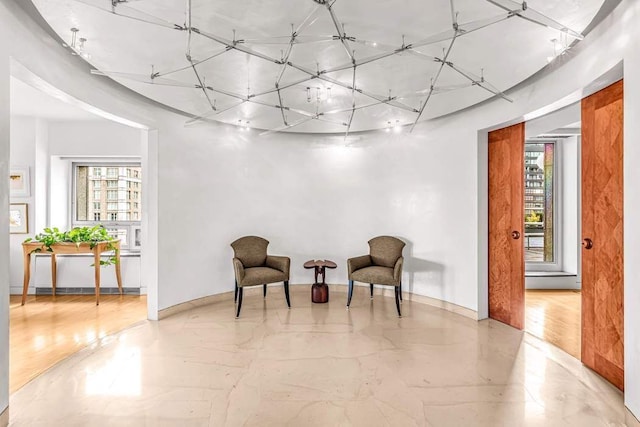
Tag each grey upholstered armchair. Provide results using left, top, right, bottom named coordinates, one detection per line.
left=347, top=236, right=406, bottom=316
left=231, top=236, right=290, bottom=318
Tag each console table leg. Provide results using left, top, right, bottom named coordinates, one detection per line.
left=94, top=250, right=101, bottom=305
left=115, top=248, right=123, bottom=295
left=51, top=254, right=57, bottom=296
left=21, top=252, right=31, bottom=306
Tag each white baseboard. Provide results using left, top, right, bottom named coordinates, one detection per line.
left=0, top=406, right=8, bottom=427
left=627, top=408, right=640, bottom=427
left=525, top=275, right=580, bottom=290
left=158, top=283, right=478, bottom=321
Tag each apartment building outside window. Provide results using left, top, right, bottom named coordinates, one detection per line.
left=75, top=164, right=142, bottom=250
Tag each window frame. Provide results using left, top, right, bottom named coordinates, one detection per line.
left=525, top=139, right=562, bottom=272
left=71, top=161, right=142, bottom=252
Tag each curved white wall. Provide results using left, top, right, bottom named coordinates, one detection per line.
left=1, top=0, right=640, bottom=420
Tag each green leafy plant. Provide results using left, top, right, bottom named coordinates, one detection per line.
left=525, top=211, right=542, bottom=223
left=24, top=225, right=118, bottom=267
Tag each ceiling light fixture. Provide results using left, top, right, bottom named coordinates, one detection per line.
left=546, top=31, right=570, bottom=63
left=306, top=86, right=332, bottom=103
left=75, top=0, right=587, bottom=136
left=65, top=27, right=91, bottom=59
left=385, top=121, right=392, bottom=132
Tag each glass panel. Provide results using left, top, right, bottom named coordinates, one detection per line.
left=74, top=164, right=142, bottom=224
left=524, top=142, right=554, bottom=263
left=105, top=228, right=128, bottom=248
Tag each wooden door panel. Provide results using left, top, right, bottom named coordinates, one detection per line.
left=488, top=123, right=525, bottom=330
left=581, top=79, right=624, bottom=390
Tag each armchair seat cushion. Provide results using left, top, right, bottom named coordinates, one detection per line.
left=240, top=266, right=287, bottom=287
left=351, top=266, right=398, bottom=286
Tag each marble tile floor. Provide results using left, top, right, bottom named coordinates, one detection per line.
left=9, top=286, right=627, bottom=426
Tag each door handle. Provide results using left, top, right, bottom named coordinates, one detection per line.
left=511, top=231, right=521, bottom=240
left=582, top=238, right=593, bottom=250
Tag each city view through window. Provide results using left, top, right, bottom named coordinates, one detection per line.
left=75, top=165, right=142, bottom=249
left=524, top=142, right=554, bottom=263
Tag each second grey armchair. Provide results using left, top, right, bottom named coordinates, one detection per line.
left=347, top=236, right=405, bottom=316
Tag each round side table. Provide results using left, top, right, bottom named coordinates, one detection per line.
left=303, top=260, right=337, bottom=303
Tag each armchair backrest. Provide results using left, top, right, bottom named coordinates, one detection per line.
left=231, top=236, right=269, bottom=268
left=368, top=236, right=405, bottom=268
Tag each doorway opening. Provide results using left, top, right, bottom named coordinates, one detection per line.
left=523, top=106, right=581, bottom=359
left=8, top=70, right=148, bottom=394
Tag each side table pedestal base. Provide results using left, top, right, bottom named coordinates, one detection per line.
left=311, top=283, right=329, bottom=303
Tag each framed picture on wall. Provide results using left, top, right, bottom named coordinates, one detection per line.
left=132, top=226, right=142, bottom=250
left=9, top=203, right=28, bottom=234
left=10, top=166, right=30, bottom=197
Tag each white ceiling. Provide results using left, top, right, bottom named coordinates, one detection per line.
left=31, top=0, right=605, bottom=133
left=10, top=76, right=100, bottom=121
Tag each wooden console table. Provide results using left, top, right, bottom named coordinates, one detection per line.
left=22, top=240, right=122, bottom=306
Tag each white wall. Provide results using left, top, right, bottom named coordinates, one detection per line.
left=561, top=136, right=579, bottom=276
left=155, top=123, right=478, bottom=311
left=0, top=26, right=9, bottom=422
left=8, top=117, right=36, bottom=288
left=1, top=0, right=640, bottom=419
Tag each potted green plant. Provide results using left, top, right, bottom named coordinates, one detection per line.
left=24, top=225, right=119, bottom=266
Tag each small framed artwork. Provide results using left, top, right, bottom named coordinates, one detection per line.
left=9, top=203, right=28, bottom=234
left=10, top=166, right=30, bottom=198
left=132, top=226, right=142, bottom=250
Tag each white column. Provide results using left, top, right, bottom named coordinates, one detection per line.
left=141, top=129, right=158, bottom=320
left=0, top=29, right=11, bottom=424
left=624, top=29, right=640, bottom=420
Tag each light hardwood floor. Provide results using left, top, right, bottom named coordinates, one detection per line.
left=9, top=294, right=147, bottom=393
left=525, top=289, right=581, bottom=359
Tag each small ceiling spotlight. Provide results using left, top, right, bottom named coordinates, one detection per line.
left=306, top=87, right=311, bottom=103
left=66, top=28, right=91, bottom=59
left=393, top=120, right=402, bottom=133
left=237, top=119, right=250, bottom=131
left=546, top=34, right=569, bottom=63
left=385, top=121, right=392, bottom=132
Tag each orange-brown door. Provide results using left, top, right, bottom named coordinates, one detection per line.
left=581, top=80, right=624, bottom=390
left=488, top=123, right=525, bottom=330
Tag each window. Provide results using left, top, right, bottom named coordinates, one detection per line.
left=74, top=163, right=142, bottom=250
left=524, top=142, right=555, bottom=264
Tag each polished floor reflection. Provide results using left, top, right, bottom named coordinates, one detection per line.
left=525, top=290, right=581, bottom=359
left=9, top=287, right=624, bottom=426
left=9, top=294, right=147, bottom=393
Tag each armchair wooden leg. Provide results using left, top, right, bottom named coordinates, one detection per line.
left=263, top=284, right=267, bottom=298
left=395, top=286, right=402, bottom=317
left=234, top=280, right=238, bottom=303
left=370, top=283, right=374, bottom=300
left=283, top=281, right=291, bottom=308
left=236, top=287, right=243, bottom=318
left=347, top=280, right=354, bottom=308
left=399, top=282, right=403, bottom=303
